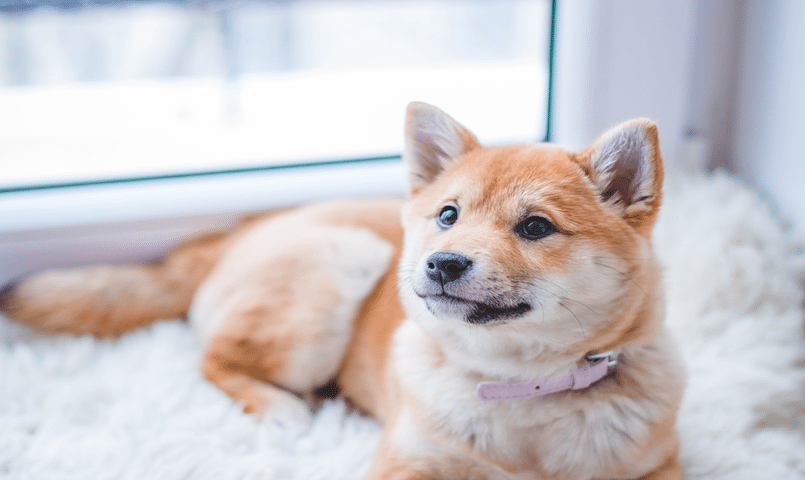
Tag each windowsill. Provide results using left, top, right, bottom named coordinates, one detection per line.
left=0, top=158, right=408, bottom=234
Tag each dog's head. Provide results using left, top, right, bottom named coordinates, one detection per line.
left=398, top=102, right=665, bottom=362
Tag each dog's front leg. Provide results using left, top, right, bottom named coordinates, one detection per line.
left=637, top=455, right=682, bottom=480
left=367, top=415, right=518, bottom=480
left=368, top=441, right=503, bottom=480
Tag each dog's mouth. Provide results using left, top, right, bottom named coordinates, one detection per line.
left=421, top=293, right=531, bottom=324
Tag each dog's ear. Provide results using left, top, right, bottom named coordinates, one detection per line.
left=404, top=102, right=480, bottom=194
left=577, top=118, right=664, bottom=232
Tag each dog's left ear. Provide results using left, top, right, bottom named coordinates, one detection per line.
left=404, top=102, right=480, bottom=195
left=577, top=118, right=664, bottom=232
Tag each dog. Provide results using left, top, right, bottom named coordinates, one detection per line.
left=1, top=102, right=684, bottom=479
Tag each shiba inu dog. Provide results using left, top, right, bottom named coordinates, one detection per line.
left=1, top=103, right=684, bottom=479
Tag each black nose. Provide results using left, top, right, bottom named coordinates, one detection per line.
left=425, top=251, right=472, bottom=284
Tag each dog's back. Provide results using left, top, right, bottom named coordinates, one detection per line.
left=0, top=201, right=401, bottom=339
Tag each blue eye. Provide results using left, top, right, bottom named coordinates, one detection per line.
left=437, top=205, right=458, bottom=228
left=516, top=216, right=555, bottom=240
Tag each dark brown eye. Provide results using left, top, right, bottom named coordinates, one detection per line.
left=437, top=205, right=458, bottom=228
left=516, top=216, right=555, bottom=240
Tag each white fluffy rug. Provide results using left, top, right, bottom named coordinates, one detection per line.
left=2, top=172, right=805, bottom=479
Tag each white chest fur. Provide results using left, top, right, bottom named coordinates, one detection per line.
left=390, top=320, right=684, bottom=479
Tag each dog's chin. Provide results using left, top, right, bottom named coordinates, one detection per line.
left=422, top=294, right=531, bottom=325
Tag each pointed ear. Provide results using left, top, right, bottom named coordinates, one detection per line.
left=404, top=102, right=480, bottom=194
left=577, top=118, right=665, bottom=231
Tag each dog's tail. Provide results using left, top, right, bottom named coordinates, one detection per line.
left=0, top=230, right=238, bottom=337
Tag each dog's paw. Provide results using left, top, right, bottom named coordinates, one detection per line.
left=249, top=387, right=314, bottom=427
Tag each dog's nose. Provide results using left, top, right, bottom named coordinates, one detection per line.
left=425, top=251, right=472, bottom=284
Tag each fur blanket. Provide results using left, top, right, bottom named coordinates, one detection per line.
left=2, top=172, right=804, bottom=479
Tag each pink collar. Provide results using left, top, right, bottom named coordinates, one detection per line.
left=477, top=351, right=619, bottom=401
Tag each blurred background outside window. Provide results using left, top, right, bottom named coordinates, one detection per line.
left=0, top=0, right=552, bottom=191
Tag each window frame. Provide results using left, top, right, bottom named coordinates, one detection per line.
left=0, top=0, right=711, bottom=286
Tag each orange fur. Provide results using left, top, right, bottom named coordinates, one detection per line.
left=0, top=103, right=684, bottom=479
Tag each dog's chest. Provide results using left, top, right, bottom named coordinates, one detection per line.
left=413, top=358, right=560, bottom=454
left=392, top=323, right=573, bottom=461
left=391, top=321, right=683, bottom=479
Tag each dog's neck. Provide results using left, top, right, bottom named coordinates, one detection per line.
left=408, top=318, right=615, bottom=384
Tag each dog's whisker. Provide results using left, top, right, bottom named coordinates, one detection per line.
left=557, top=301, right=586, bottom=342
left=592, top=260, right=649, bottom=297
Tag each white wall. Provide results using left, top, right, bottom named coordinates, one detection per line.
left=731, top=0, right=805, bottom=238
left=552, top=0, right=697, bottom=163
left=553, top=0, right=805, bottom=239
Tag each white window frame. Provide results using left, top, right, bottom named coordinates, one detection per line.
left=0, top=0, right=703, bottom=285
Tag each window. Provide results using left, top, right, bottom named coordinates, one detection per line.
left=0, top=0, right=553, bottom=283
left=0, top=0, right=553, bottom=191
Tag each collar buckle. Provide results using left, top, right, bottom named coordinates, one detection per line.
left=585, top=350, right=619, bottom=373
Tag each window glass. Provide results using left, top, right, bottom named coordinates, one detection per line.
left=0, top=0, right=552, bottom=191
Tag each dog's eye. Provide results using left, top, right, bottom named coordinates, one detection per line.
left=437, top=205, right=459, bottom=228
left=516, top=216, right=555, bottom=240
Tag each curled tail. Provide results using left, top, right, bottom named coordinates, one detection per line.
left=0, top=230, right=236, bottom=337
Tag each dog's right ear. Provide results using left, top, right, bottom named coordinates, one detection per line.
left=404, top=102, right=480, bottom=194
